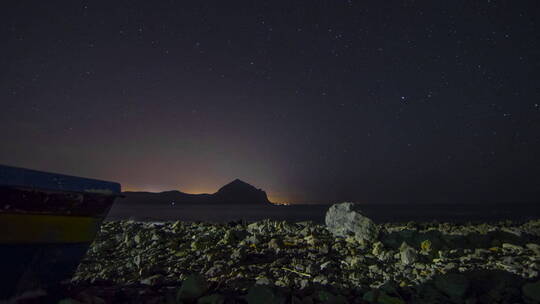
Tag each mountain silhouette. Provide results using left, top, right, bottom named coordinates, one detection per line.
left=119, top=179, right=272, bottom=205
left=213, top=179, right=271, bottom=204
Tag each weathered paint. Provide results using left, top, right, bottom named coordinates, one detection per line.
left=0, top=164, right=121, bottom=193
left=0, top=213, right=102, bottom=243
left=0, top=165, right=120, bottom=299
left=0, top=186, right=116, bottom=217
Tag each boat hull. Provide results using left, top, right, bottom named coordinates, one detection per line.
left=1, top=243, right=90, bottom=299
left=0, top=191, right=117, bottom=299
left=0, top=165, right=120, bottom=300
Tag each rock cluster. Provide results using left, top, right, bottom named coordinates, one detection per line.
left=64, top=203, right=540, bottom=303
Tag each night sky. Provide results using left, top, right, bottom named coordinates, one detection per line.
left=1, top=1, right=539, bottom=204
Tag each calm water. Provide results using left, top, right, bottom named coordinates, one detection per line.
left=107, top=202, right=540, bottom=224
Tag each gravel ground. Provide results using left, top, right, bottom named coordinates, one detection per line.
left=21, top=218, right=540, bottom=303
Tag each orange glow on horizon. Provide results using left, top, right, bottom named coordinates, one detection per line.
left=268, top=195, right=292, bottom=205
left=123, top=185, right=291, bottom=203
left=123, top=185, right=215, bottom=194
left=182, top=188, right=215, bottom=194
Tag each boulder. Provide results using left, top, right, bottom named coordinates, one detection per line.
left=399, top=242, right=418, bottom=266
left=325, top=202, right=380, bottom=242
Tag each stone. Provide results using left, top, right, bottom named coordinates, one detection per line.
left=325, top=202, right=380, bottom=242
left=372, top=241, right=385, bottom=257
left=399, top=242, right=418, bottom=266
left=420, top=239, right=432, bottom=254
left=313, top=275, right=328, bottom=285
left=362, top=290, right=405, bottom=304
left=502, top=243, right=524, bottom=253
left=368, top=264, right=380, bottom=274
left=177, top=274, right=209, bottom=301
left=245, top=235, right=262, bottom=245
left=268, top=238, right=284, bottom=251
left=198, top=294, right=225, bottom=304
left=247, top=220, right=274, bottom=235
left=255, top=276, right=272, bottom=285
left=443, top=263, right=457, bottom=272
left=217, top=230, right=236, bottom=245
left=522, top=280, right=540, bottom=302
left=345, top=256, right=362, bottom=268
left=526, top=243, right=540, bottom=255
left=434, top=273, right=469, bottom=298
left=73, top=218, right=540, bottom=303
left=378, top=280, right=400, bottom=295
left=317, top=291, right=347, bottom=304
left=320, top=260, right=332, bottom=270
left=318, top=244, right=330, bottom=254
left=245, top=285, right=284, bottom=304
left=526, top=270, right=539, bottom=279
left=205, top=265, right=223, bottom=277
left=414, top=263, right=426, bottom=270
left=474, top=248, right=490, bottom=256
left=140, top=274, right=164, bottom=286
left=304, top=234, right=318, bottom=246
left=501, top=227, right=522, bottom=238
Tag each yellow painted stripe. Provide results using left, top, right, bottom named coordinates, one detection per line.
left=0, top=213, right=101, bottom=243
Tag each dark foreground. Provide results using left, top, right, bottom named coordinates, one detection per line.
left=7, top=218, right=540, bottom=304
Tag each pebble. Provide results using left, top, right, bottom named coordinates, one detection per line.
left=69, top=218, right=540, bottom=302
left=526, top=243, right=540, bottom=255
left=502, top=243, right=524, bottom=253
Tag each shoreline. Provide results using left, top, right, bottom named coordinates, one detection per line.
left=106, top=202, right=540, bottom=225
left=58, top=217, right=540, bottom=303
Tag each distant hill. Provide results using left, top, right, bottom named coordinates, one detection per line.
left=118, top=179, right=272, bottom=205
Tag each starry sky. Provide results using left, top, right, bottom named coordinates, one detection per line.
left=1, top=1, right=539, bottom=204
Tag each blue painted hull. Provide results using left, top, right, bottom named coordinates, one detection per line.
left=0, top=165, right=121, bottom=299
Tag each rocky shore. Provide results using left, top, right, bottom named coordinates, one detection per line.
left=52, top=203, right=540, bottom=303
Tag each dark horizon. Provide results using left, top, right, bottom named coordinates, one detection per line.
left=2, top=1, right=539, bottom=204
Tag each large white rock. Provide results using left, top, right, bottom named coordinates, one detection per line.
left=399, top=242, right=418, bottom=265
left=325, top=202, right=380, bottom=242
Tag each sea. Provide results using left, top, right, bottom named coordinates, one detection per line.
left=106, top=202, right=540, bottom=224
